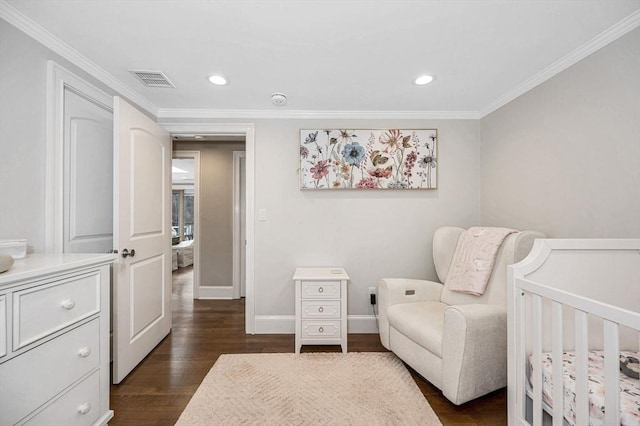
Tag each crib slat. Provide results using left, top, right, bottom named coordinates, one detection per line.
left=516, top=289, right=527, bottom=423
left=574, top=310, right=589, bottom=426
left=603, top=320, right=620, bottom=426
left=532, top=295, right=543, bottom=426
left=551, top=302, right=563, bottom=426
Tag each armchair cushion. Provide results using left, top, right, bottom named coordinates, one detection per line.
left=377, top=278, right=444, bottom=349
left=387, top=301, right=447, bottom=358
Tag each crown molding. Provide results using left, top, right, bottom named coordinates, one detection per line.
left=480, top=9, right=640, bottom=118
left=3, top=0, right=636, bottom=122
left=157, top=108, right=480, bottom=120
left=0, top=0, right=160, bottom=117
left=161, top=122, right=255, bottom=135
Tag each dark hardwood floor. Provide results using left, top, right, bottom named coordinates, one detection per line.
left=110, top=266, right=506, bottom=425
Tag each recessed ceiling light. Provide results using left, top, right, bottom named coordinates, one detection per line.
left=208, top=74, right=228, bottom=86
left=413, top=75, right=434, bottom=86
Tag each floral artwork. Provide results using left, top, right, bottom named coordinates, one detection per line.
left=299, top=129, right=437, bottom=189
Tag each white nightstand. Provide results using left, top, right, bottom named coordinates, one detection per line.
left=293, top=267, right=349, bottom=354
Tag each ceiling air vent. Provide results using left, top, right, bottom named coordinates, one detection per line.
left=129, top=69, right=175, bottom=88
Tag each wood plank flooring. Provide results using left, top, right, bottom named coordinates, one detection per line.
left=110, top=266, right=506, bottom=425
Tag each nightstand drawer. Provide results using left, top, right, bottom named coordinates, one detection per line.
left=301, top=281, right=340, bottom=299
left=25, top=370, right=100, bottom=426
left=13, top=271, right=100, bottom=349
left=301, top=300, right=340, bottom=319
left=0, top=319, right=99, bottom=426
left=301, top=320, right=341, bottom=339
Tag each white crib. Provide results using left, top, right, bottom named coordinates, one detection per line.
left=508, top=239, right=640, bottom=426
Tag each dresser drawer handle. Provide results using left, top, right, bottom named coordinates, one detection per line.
left=318, top=287, right=324, bottom=293
left=78, top=402, right=92, bottom=415
left=61, top=299, right=76, bottom=310
left=318, top=327, right=324, bottom=333
left=78, top=346, right=92, bottom=358
left=318, top=307, right=324, bottom=313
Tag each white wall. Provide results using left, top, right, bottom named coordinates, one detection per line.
left=249, top=119, right=480, bottom=317
left=480, top=28, right=640, bottom=238
left=0, top=19, right=117, bottom=253
left=1, top=17, right=482, bottom=328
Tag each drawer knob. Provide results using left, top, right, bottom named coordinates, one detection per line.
left=78, top=402, right=92, bottom=415
left=319, top=327, right=324, bottom=333
left=78, top=346, right=92, bottom=358
left=318, top=307, right=324, bottom=313
left=61, top=299, right=76, bottom=310
left=318, top=287, right=324, bottom=293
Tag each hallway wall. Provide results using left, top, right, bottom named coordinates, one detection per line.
left=174, top=141, right=246, bottom=291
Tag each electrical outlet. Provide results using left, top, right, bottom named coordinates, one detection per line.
left=368, top=287, right=377, bottom=305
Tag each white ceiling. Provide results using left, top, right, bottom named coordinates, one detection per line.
left=172, top=158, right=194, bottom=183
left=3, top=0, right=639, bottom=117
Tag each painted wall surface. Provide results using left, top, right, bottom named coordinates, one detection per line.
left=249, top=119, right=480, bottom=317
left=0, top=19, right=117, bottom=253
left=480, top=28, right=640, bottom=238
left=1, top=17, right=482, bottom=324
left=174, top=141, right=246, bottom=289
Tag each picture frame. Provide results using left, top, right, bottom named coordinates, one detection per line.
left=299, top=129, right=437, bottom=190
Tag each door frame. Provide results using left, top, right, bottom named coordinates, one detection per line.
left=45, top=61, right=114, bottom=253
left=172, top=151, right=201, bottom=299
left=232, top=151, right=246, bottom=299
left=162, top=123, right=256, bottom=334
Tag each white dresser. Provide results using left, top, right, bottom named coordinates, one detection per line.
left=0, top=254, right=115, bottom=426
left=293, top=267, right=349, bottom=354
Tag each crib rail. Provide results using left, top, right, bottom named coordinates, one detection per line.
left=516, top=278, right=640, bottom=426
left=507, top=238, right=640, bottom=426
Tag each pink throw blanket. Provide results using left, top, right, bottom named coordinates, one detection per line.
left=447, top=227, right=516, bottom=296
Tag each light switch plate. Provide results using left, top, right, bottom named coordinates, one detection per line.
left=258, top=208, right=267, bottom=221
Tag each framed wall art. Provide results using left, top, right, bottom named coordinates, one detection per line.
left=299, top=129, right=437, bottom=189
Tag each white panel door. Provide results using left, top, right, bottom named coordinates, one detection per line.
left=112, top=97, right=171, bottom=384
left=63, top=88, right=113, bottom=253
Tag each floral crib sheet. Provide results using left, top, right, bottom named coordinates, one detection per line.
left=528, top=350, right=640, bottom=426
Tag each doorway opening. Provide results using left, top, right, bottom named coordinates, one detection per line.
left=163, top=123, right=255, bottom=333
left=171, top=138, right=247, bottom=307
left=171, top=156, right=197, bottom=298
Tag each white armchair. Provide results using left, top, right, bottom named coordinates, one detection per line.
left=378, top=226, right=542, bottom=405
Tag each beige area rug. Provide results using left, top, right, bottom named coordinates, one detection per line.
left=175, top=352, right=442, bottom=425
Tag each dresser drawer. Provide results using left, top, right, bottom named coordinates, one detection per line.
left=301, top=281, right=340, bottom=299
left=301, top=320, right=341, bottom=339
left=25, top=370, right=100, bottom=426
left=0, top=295, right=6, bottom=359
left=13, top=271, right=100, bottom=349
left=301, top=300, right=340, bottom=319
left=0, top=319, right=100, bottom=426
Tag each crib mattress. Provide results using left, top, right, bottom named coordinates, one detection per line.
left=528, top=350, right=640, bottom=426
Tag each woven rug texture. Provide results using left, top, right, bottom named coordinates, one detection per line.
left=175, top=352, right=442, bottom=425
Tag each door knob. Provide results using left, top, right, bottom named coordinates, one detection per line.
left=121, top=248, right=136, bottom=258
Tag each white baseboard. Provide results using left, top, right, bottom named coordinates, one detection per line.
left=198, top=285, right=234, bottom=299
left=253, top=314, right=379, bottom=334
left=347, top=315, right=379, bottom=334
left=254, top=315, right=295, bottom=334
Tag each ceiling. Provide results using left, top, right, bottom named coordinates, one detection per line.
left=3, top=1, right=639, bottom=117
left=172, top=158, right=194, bottom=184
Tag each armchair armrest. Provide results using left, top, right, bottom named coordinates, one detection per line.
left=377, top=278, right=443, bottom=349
left=441, top=304, right=508, bottom=405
